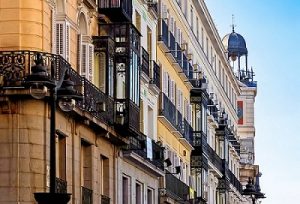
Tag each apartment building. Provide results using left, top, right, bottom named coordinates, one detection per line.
left=0, top=0, right=264, bottom=203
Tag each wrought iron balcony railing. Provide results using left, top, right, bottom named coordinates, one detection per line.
left=158, top=19, right=169, bottom=46
left=206, top=145, right=223, bottom=172
left=0, top=50, right=115, bottom=126
left=164, top=170, right=190, bottom=201
left=150, top=60, right=160, bottom=89
left=141, top=47, right=150, bottom=77
left=124, top=133, right=164, bottom=170
left=101, top=194, right=110, bottom=204
left=81, top=186, right=93, bottom=204
left=227, top=168, right=243, bottom=194
left=55, top=177, right=67, bottom=194
left=98, top=0, right=133, bottom=22
left=160, top=93, right=177, bottom=128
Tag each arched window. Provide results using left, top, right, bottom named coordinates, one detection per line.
left=77, top=13, right=94, bottom=82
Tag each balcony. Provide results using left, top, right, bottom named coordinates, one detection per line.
left=115, top=99, right=140, bottom=134
left=55, top=177, right=67, bottom=194
left=227, top=168, right=243, bottom=194
left=158, top=19, right=169, bottom=52
left=149, top=60, right=160, bottom=91
left=101, top=194, right=110, bottom=204
left=228, top=134, right=241, bottom=156
left=79, top=77, right=114, bottom=125
left=98, top=0, right=132, bottom=22
left=81, top=186, right=93, bottom=204
left=123, top=133, right=164, bottom=175
left=161, top=171, right=190, bottom=202
left=141, top=47, right=150, bottom=78
left=191, top=131, right=208, bottom=170
left=159, top=93, right=177, bottom=129
left=206, top=145, right=223, bottom=173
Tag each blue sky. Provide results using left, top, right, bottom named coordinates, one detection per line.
left=205, top=1, right=300, bottom=203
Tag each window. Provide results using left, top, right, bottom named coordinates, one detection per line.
left=81, top=140, right=92, bottom=189
left=201, top=28, right=204, bottom=48
left=190, top=6, right=194, bottom=30
left=135, top=11, right=141, bottom=33
left=136, top=182, right=143, bottom=204
left=206, top=37, right=209, bottom=56
left=147, top=27, right=152, bottom=60
left=101, top=155, right=109, bottom=197
left=148, top=106, right=154, bottom=139
left=122, top=176, right=130, bottom=204
left=196, top=17, right=199, bottom=40
left=56, top=21, right=70, bottom=61
left=147, top=188, right=154, bottom=204
left=78, top=35, right=94, bottom=82
left=56, top=132, right=66, bottom=180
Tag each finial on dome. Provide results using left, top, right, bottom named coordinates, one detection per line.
left=231, top=14, right=236, bottom=32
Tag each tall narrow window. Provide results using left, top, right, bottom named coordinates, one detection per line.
left=136, top=182, right=143, bottom=204
left=190, top=6, right=194, bottom=30
left=148, top=106, right=154, bottom=139
left=81, top=140, right=92, bottom=189
left=56, top=21, right=70, bottom=61
left=122, top=176, right=130, bottom=204
left=56, top=132, right=66, bottom=180
left=101, top=155, right=109, bottom=197
left=147, top=27, right=152, bottom=61
left=147, top=188, right=153, bottom=204
left=196, top=17, right=199, bottom=40
left=136, top=11, right=141, bottom=33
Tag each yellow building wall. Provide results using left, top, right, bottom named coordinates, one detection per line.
left=0, top=0, right=52, bottom=51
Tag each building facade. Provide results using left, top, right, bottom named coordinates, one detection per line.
left=0, top=0, right=264, bottom=204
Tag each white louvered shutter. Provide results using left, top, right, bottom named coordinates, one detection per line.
left=56, top=21, right=70, bottom=62
left=81, top=43, right=87, bottom=78
left=77, top=34, right=82, bottom=71
left=56, top=22, right=64, bottom=56
left=88, top=44, right=94, bottom=82
left=66, top=23, right=70, bottom=62
left=189, top=104, right=192, bottom=124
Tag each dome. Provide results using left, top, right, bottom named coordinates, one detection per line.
left=222, top=31, right=248, bottom=58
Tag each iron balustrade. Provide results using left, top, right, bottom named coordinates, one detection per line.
left=192, top=131, right=208, bottom=152
left=228, top=134, right=241, bottom=156
left=165, top=170, right=190, bottom=201
left=158, top=19, right=169, bottom=46
left=150, top=60, right=160, bottom=88
left=0, top=50, right=69, bottom=87
left=55, top=177, right=67, bottom=194
left=175, top=43, right=183, bottom=66
left=98, top=0, right=133, bottom=22
left=128, top=99, right=140, bottom=133
left=125, top=133, right=164, bottom=170
left=227, top=168, right=243, bottom=194
left=81, top=186, right=93, bottom=204
left=168, top=32, right=176, bottom=56
left=141, top=47, right=150, bottom=77
left=82, top=78, right=114, bottom=125
left=101, top=195, right=110, bottom=204
left=206, top=145, right=223, bottom=172
left=182, top=53, right=189, bottom=77
left=182, top=119, right=193, bottom=144
left=0, top=50, right=115, bottom=125
left=160, top=93, right=177, bottom=128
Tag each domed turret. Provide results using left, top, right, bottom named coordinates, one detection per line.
left=222, top=29, right=248, bottom=61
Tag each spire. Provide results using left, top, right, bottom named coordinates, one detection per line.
left=231, top=14, right=236, bottom=32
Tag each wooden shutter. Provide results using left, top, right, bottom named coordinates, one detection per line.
left=77, top=34, right=82, bottom=72
left=56, top=21, right=70, bottom=62
left=56, top=22, right=64, bottom=56
left=88, top=44, right=94, bottom=82
left=81, top=43, right=87, bottom=78
left=66, top=23, right=70, bottom=62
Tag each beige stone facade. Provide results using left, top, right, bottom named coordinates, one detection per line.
left=0, top=0, right=264, bottom=204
